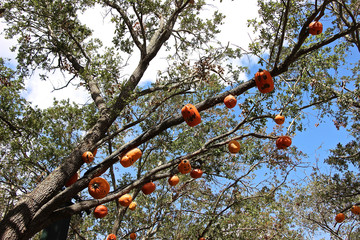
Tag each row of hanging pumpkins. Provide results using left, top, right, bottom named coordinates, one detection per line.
left=335, top=206, right=360, bottom=224
left=304, top=19, right=360, bottom=227
left=65, top=20, right=324, bottom=239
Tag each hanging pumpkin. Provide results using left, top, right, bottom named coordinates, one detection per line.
left=255, top=69, right=274, bottom=93
left=130, top=232, right=137, bottom=240
left=276, top=136, right=292, bottom=149
left=274, top=114, right=285, bottom=124
left=178, top=159, right=192, bottom=174
left=118, top=194, right=133, bottom=207
left=351, top=205, right=360, bottom=215
left=88, top=177, right=110, bottom=199
left=120, top=148, right=142, bottom=168
left=224, top=94, right=237, bottom=109
left=93, top=205, right=108, bottom=218
left=129, top=201, right=137, bottom=211
left=65, top=172, right=79, bottom=187
left=107, top=234, right=117, bottom=240
left=181, top=104, right=201, bottom=127
left=190, top=169, right=203, bottom=179
left=335, top=213, right=345, bottom=223
left=142, top=182, right=156, bottom=195
left=309, top=21, right=323, bottom=35
left=82, top=151, right=94, bottom=163
left=168, top=175, right=180, bottom=186
left=228, top=140, right=240, bottom=153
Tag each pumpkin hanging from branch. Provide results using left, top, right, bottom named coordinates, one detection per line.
left=178, top=159, right=192, bottom=174
left=168, top=175, right=180, bottom=186
left=130, top=232, right=137, bottom=240
left=65, top=172, right=79, bottom=187
left=224, top=94, right=237, bottom=108
left=190, top=169, right=203, bottom=179
left=120, top=148, right=142, bottom=167
left=255, top=69, right=274, bottom=93
left=335, top=213, right=345, bottom=223
left=142, top=182, right=156, bottom=195
left=276, top=136, right=292, bottom=149
left=118, top=194, right=133, bottom=207
left=129, top=202, right=137, bottom=211
left=274, top=114, right=285, bottom=125
left=93, top=205, right=108, bottom=218
left=88, top=177, right=110, bottom=199
left=228, top=140, right=240, bottom=153
left=107, top=234, right=117, bottom=240
left=82, top=151, right=94, bottom=163
left=309, top=21, right=323, bottom=35
left=351, top=205, right=360, bottom=215
left=181, top=104, right=201, bottom=127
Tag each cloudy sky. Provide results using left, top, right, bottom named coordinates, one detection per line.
left=0, top=1, right=259, bottom=109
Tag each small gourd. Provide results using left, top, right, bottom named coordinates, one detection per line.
left=88, top=177, right=110, bottom=199
left=274, top=114, right=285, bottom=125
left=335, top=213, right=345, bottom=223
left=228, top=140, right=240, bottom=153
left=142, top=182, right=156, bottom=195
left=351, top=205, right=360, bottom=215
left=168, top=175, right=180, bottom=186
left=224, top=94, right=237, bottom=108
left=120, top=148, right=142, bottom=168
left=129, top=202, right=137, bottom=211
left=118, top=194, right=133, bottom=207
left=107, top=234, right=117, bottom=240
left=178, top=159, right=192, bottom=174
left=181, top=104, right=201, bottom=127
left=82, top=151, right=94, bottom=163
left=309, top=21, right=323, bottom=35
left=93, top=205, right=108, bottom=218
left=190, top=169, right=203, bottom=179
left=130, top=232, right=137, bottom=240
left=276, top=136, right=292, bottom=149
left=255, top=69, right=274, bottom=93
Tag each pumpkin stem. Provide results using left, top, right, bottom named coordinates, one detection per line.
left=258, top=68, right=263, bottom=72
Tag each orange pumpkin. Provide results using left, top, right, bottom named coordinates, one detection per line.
left=93, top=205, right=108, bottom=218
left=255, top=69, right=274, bottom=93
left=274, top=115, right=285, bottom=124
left=309, top=21, right=323, bottom=35
left=65, top=172, right=79, bottom=187
left=142, top=182, right=156, bottom=195
left=82, top=151, right=94, bottom=163
left=181, top=104, right=201, bottom=127
left=168, top=175, right=180, bottom=186
left=130, top=232, right=137, bottom=240
left=276, top=136, right=292, bottom=149
left=129, top=201, right=137, bottom=211
left=107, top=234, right=117, bottom=240
left=351, top=205, right=360, bottom=215
left=335, top=213, right=345, bottom=223
left=199, top=238, right=206, bottom=240
left=88, top=177, right=110, bottom=199
left=178, top=159, right=192, bottom=174
left=228, top=140, right=240, bottom=153
left=190, top=169, right=203, bottom=179
left=224, top=94, right=237, bottom=109
left=118, top=194, right=133, bottom=207
left=120, top=148, right=142, bottom=168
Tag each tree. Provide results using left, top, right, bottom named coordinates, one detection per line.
left=0, top=0, right=359, bottom=239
